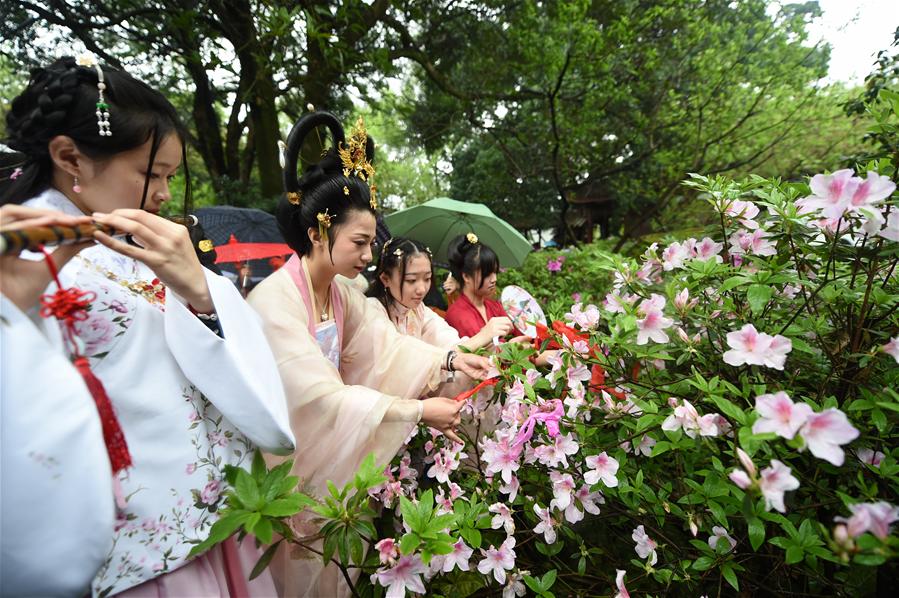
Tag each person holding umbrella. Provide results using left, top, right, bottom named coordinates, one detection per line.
left=247, top=112, right=491, bottom=597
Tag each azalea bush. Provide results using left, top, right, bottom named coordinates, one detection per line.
left=200, top=93, right=899, bottom=597
left=498, top=242, right=617, bottom=315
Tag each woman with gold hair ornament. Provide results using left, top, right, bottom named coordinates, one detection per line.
left=248, top=112, right=492, bottom=596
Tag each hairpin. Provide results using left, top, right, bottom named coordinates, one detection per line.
left=76, top=53, right=111, bottom=137
left=466, top=232, right=479, bottom=244
left=317, top=209, right=332, bottom=243
left=287, top=191, right=302, bottom=205
left=339, top=117, right=378, bottom=209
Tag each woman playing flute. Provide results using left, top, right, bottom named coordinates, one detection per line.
left=1, top=55, right=294, bottom=596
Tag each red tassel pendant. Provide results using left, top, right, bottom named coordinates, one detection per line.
left=38, top=247, right=132, bottom=474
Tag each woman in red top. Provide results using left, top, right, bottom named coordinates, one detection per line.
left=444, top=232, right=516, bottom=339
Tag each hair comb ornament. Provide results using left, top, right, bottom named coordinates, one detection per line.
left=338, top=117, right=378, bottom=209
left=76, top=53, right=111, bottom=137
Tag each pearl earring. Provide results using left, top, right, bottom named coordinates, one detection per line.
left=73, top=176, right=82, bottom=193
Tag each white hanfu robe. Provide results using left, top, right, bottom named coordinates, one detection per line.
left=22, top=189, right=295, bottom=596
left=248, top=255, right=449, bottom=597
left=1, top=295, right=115, bottom=597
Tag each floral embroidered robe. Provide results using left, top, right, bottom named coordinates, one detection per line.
left=22, top=189, right=295, bottom=596
left=1, top=295, right=115, bottom=596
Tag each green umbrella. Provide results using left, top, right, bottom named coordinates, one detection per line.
left=384, top=197, right=532, bottom=268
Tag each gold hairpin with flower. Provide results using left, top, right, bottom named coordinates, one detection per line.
left=339, top=116, right=378, bottom=209
left=317, top=209, right=332, bottom=243
left=466, top=232, right=479, bottom=244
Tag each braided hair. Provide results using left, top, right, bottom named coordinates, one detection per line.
left=2, top=57, right=191, bottom=208
left=366, top=237, right=433, bottom=309
left=277, top=111, right=376, bottom=261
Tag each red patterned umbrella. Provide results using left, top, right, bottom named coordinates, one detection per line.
left=213, top=234, right=292, bottom=264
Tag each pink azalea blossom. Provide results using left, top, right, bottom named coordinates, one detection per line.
left=566, top=364, right=592, bottom=390
left=883, top=336, right=899, bottom=363
left=562, top=485, right=603, bottom=524
left=435, top=538, right=473, bottom=572
left=546, top=257, right=564, bottom=272
left=632, top=434, right=657, bottom=457
left=533, top=504, right=558, bottom=544
left=661, top=399, right=721, bottom=438
left=834, top=501, right=899, bottom=539
left=490, top=502, right=515, bottom=535
left=662, top=241, right=692, bottom=270
left=481, top=432, right=521, bottom=484
left=371, top=554, right=427, bottom=597
left=694, top=236, right=725, bottom=261
left=728, top=228, right=777, bottom=257
left=848, top=171, right=896, bottom=212
left=752, top=392, right=813, bottom=440
left=604, top=291, right=637, bottom=313
left=533, top=432, right=579, bottom=468
left=856, top=448, right=885, bottom=467
left=525, top=368, right=541, bottom=386
left=504, top=571, right=527, bottom=598
left=614, top=569, right=631, bottom=598
left=708, top=526, right=737, bottom=552
left=799, top=169, right=857, bottom=219
left=565, top=302, right=600, bottom=330
left=723, top=324, right=792, bottom=370
left=499, top=475, right=520, bottom=502
left=632, top=525, right=658, bottom=565
left=878, top=211, right=899, bottom=241
left=477, top=536, right=517, bottom=584
left=584, top=452, right=619, bottom=488
left=506, top=379, right=526, bottom=403
left=636, top=294, right=673, bottom=345
left=375, top=538, right=399, bottom=565
left=724, top=199, right=760, bottom=228
left=759, top=460, right=800, bottom=513
left=798, top=408, right=859, bottom=466
left=674, top=288, right=696, bottom=311
left=549, top=471, right=576, bottom=512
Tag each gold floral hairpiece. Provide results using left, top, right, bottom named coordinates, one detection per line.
left=338, top=116, right=378, bottom=209
left=287, top=191, right=302, bottom=205
left=317, top=209, right=332, bottom=243
left=466, top=232, right=479, bottom=244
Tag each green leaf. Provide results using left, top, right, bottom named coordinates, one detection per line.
left=400, top=532, right=421, bottom=555
left=785, top=546, right=804, bottom=564
left=748, top=516, right=766, bottom=551
left=461, top=527, right=482, bottom=548
left=251, top=450, right=267, bottom=478
left=261, top=495, right=308, bottom=517
left=187, top=510, right=251, bottom=557
left=542, top=569, right=558, bottom=590
left=708, top=395, right=746, bottom=424
left=693, top=556, right=714, bottom=571
left=249, top=540, right=282, bottom=580
left=254, top=516, right=273, bottom=544
left=235, top=468, right=262, bottom=510
left=721, top=561, right=740, bottom=590
left=243, top=512, right=261, bottom=535
left=348, top=529, right=364, bottom=565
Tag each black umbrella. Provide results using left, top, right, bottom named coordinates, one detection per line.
left=195, top=206, right=291, bottom=286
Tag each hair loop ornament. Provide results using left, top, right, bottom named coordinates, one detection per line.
left=317, top=209, right=332, bottom=243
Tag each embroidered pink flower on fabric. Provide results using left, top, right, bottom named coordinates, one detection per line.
left=883, top=336, right=899, bottom=363
left=751, top=392, right=813, bottom=440
left=708, top=526, right=737, bottom=552
left=371, top=554, right=427, bottom=597
left=200, top=480, right=222, bottom=505
left=584, top=451, right=620, bottom=488
left=723, top=323, right=792, bottom=370
left=375, top=538, right=399, bottom=565
left=632, top=525, right=658, bottom=565
left=477, top=536, right=517, bottom=584
left=759, top=460, right=799, bottom=513
left=73, top=314, right=115, bottom=356
left=636, top=294, right=673, bottom=345
left=834, top=501, right=899, bottom=539
left=533, top=504, right=557, bottom=544
left=798, top=408, right=859, bottom=466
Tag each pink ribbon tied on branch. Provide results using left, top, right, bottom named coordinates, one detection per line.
left=511, top=399, right=564, bottom=457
